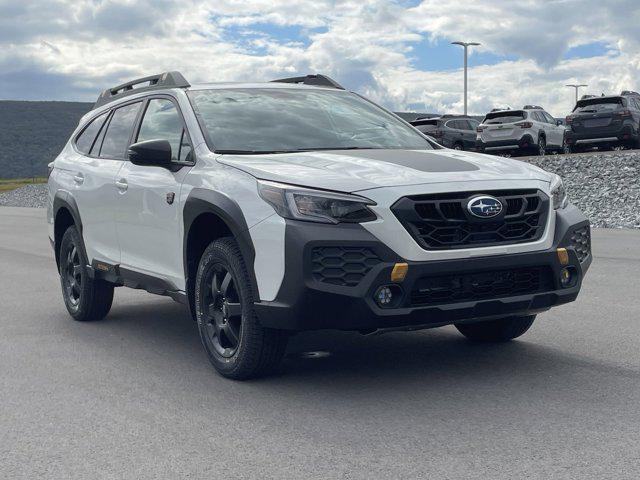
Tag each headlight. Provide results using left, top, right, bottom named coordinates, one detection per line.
left=257, top=180, right=377, bottom=224
left=550, top=175, right=568, bottom=210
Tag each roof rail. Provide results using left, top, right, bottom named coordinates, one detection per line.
left=94, top=71, right=190, bottom=109
left=621, top=90, right=640, bottom=96
left=490, top=107, right=510, bottom=112
left=580, top=94, right=596, bottom=100
left=523, top=105, right=543, bottom=110
left=271, top=74, right=344, bottom=90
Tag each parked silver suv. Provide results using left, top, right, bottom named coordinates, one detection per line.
left=477, top=106, right=568, bottom=156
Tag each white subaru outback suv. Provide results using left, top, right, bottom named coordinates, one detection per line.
left=477, top=106, right=568, bottom=156
left=48, top=72, right=591, bottom=379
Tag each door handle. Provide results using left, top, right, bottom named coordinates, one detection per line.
left=73, top=173, right=84, bottom=185
left=115, top=179, right=128, bottom=192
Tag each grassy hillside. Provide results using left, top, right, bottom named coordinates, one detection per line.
left=0, top=101, right=93, bottom=179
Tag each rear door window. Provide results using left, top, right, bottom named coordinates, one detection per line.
left=75, top=112, right=108, bottom=155
left=99, top=102, right=142, bottom=159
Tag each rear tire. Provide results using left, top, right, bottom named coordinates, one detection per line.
left=195, top=237, right=288, bottom=380
left=453, top=142, right=463, bottom=150
left=536, top=136, right=546, bottom=156
left=455, top=315, right=536, bottom=342
left=59, top=226, right=114, bottom=321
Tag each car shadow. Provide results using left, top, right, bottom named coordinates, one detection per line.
left=87, top=294, right=639, bottom=401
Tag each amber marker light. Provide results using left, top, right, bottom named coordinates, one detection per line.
left=391, top=263, right=409, bottom=282
left=557, top=248, right=569, bottom=266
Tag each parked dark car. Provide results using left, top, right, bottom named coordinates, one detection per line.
left=565, top=92, right=640, bottom=151
left=410, top=115, right=479, bottom=151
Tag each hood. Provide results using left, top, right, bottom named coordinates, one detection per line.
left=216, top=148, right=552, bottom=193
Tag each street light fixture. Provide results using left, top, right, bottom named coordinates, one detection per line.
left=565, top=84, right=588, bottom=104
left=452, top=41, right=481, bottom=115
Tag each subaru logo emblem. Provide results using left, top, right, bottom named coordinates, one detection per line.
left=467, top=195, right=503, bottom=218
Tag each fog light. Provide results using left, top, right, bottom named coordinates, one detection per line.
left=374, top=284, right=403, bottom=308
left=375, top=286, right=393, bottom=306
left=560, top=267, right=575, bottom=288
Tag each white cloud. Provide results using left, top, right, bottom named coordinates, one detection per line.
left=1, top=0, right=639, bottom=117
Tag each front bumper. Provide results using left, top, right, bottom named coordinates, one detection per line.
left=254, top=206, right=591, bottom=332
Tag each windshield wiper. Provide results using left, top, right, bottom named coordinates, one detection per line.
left=214, top=149, right=297, bottom=155
left=292, top=146, right=372, bottom=152
left=216, top=147, right=376, bottom=154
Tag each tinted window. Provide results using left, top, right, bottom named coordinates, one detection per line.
left=137, top=99, right=191, bottom=162
left=483, top=111, right=525, bottom=124
left=467, top=119, right=480, bottom=130
left=188, top=89, right=433, bottom=153
left=99, top=102, right=141, bottom=159
left=573, top=97, right=624, bottom=113
left=543, top=112, right=556, bottom=124
left=75, top=112, right=108, bottom=154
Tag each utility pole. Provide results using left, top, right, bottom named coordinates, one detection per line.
left=565, top=84, right=588, bottom=104
left=452, top=41, right=481, bottom=115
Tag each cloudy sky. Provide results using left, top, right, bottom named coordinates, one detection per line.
left=1, top=0, right=639, bottom=116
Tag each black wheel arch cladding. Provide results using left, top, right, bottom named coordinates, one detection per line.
left=183, top=188, right=259, bottom=301
left=53, top=191, right=85, bottom=269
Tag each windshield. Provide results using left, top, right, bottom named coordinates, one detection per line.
left=573, top=98, right=624, bottom=113
left=483, top=111, right=526, bottom=124
left=187, top=88, right=433, bottom=153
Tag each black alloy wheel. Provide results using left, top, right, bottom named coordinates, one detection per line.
left=201, top=263, right=243, bottom=358
left=63, top=242, right=83, bottom=310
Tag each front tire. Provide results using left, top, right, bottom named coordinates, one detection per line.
left=59, top=226, right=114, bottom=321
left=195, top=237, right=288, bottom=380
left=536, top=136, right=546, bottom=156
left=455, top=315, right=536, bottom=342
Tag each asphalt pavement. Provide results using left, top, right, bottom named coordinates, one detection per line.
left=1, top=207, right=639, bottom=479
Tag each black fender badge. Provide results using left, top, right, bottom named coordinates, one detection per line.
left=166, top=192, right=175, bottom=205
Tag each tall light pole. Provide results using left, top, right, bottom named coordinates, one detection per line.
left=452, top=41, right=481, bottom=115
left=566, top=84, right=588, bottom=104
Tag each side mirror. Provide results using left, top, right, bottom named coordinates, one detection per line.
left=128, top=139, right=172, bottom=167
left=556, top=120, right=563, bottom=126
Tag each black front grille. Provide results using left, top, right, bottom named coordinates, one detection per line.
left=392, top=190, right=549, bottom=250
left=570, top=226, right=591, bottom=263
left=311, top=246, right=382, bottom=287
left=410, top=266, right=554, bottom=307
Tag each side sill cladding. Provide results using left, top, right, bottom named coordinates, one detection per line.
left=182, top=189, right=259, bottom=300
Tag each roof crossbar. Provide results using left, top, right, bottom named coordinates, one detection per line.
left=271, top=74, right=344, bottom=90
left=94, top=71, right=190, bottom=109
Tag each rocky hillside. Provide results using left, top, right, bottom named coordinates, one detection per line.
left=0, top=101, right=92, bottom=179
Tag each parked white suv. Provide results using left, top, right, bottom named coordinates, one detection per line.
left=477, top=106, right=568, bottom=156
left=48, top=72, right=591, bottom=379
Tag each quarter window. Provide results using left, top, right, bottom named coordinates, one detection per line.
left=136, top=99, right=191, bottom=162
left=75, top=112, right=108, bottom=155
left=99, top=102, right=142, bottom=159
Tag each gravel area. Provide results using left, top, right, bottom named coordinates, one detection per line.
left=522, top=151, right=640, bottom=229
left=1, top=150, right=638, bottom=228
left=0, top=183, right=48, bottom=208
